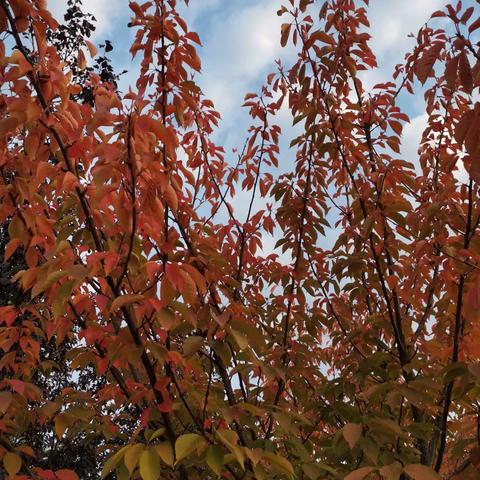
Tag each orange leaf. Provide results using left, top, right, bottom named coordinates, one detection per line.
left=56, top=470, right=80, bottom=480
left=342, top=423, right=362, bottom=449
left=345, top=467, right=376, bottom=480
left=110, top=294, right=145, bottom=312
left=403, top=464, right=439, bottom=480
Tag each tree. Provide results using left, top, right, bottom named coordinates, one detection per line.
left=0, top=1, right=121, bottom=477
left=0, top=0, right=479, bottom=479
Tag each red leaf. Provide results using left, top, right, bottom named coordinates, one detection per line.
left=186, top=31, right=202, bottom=45
left=468, top=16, right=480, bottom=33
left=458, top=51, right=473, bottom=93
left=4, top=238, right=21, bottom=261
left=444, top=54, right=459, bottom=90
left=9, top=379, right=25, bottom=395
left=416, top=42, right=443, bottom=84
left=55, top=470, right=80, bottom=480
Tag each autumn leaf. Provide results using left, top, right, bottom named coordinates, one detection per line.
left=342, top=423, right=362, bottom=449
left=379, top=462, right=402, bottom=480
left=124, top=444, right=144, bottom=475
left=139, top=449, right=161, bottom=480
left=154, top=443, right=174, bottom=467
left=458, top=51, right=473, bottom=93
left=262, top=452, right=294, bottom=478
left=3, top=452, right=22, bottom=477
left=56, top=470, right=80, bottom=480
left=110, top=294, right=145, bottom=312
left=416, top=42, right=443, bottom=84
left=345, top=466, right=376, bottom=480
left=281, top=23, right=292, bottom=47
left=403, top=464, right=440, bottom=480
left=0, top=391, right=12, bottom=413
left=206, top=445, right=224, bottom=476
left=175, top=434, right=201, bottom=463
left=101, top=446, right=129, bottom=478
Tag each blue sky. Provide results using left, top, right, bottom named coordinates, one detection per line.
left=49, top=0, right=451, bottom=156
left=49, top=0, right=468, bottom=253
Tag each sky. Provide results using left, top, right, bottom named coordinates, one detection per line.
left=49, top=0, right=450, bottom=159
left=49, top=0, right=465, bottom=253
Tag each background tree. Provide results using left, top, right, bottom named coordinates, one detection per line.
left=0, top=1, right=479, bottom=480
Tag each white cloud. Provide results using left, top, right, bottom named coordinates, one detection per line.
left=197, top=0, right=292, bottom=118
left=401, top=112, right=428, bottom=171
left=179, top=0, right=221, bottom=25
left=368, top=0, right=443, bottom=61
left=360, top=0, right=443, bottom=96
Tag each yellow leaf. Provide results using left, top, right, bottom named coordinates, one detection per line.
left=262, top=452, right=294, bottom=477
left=149, top=428, right=166, bottom=442
left=54, top=413, right=71, bottom=438
left=183, top=335, right=204, bottom=357
left=124, top=444, right=144, bottom=475
left=154, top=442, right=174, bottom=467
left=216, top=430, right=244, bottom=469
left=403, top=464, right=440, bottom=480
left=345, top=466, right=376, bottom=480
left=343, top=423, right=362, bottom=449
left=3, top=452, right=22, bottom=477
left=101, top=446, right=129, bottom=479
left=216, top=429, right=239, bottom=449
left=139, top=449, right=160, bottom=480
left=110, top=294, right=144, bottom=312
left=230, top=328, right=248, bottom=350
left=206, top=445, right=224, bottom=476
left=175, top=433, right=200, bottom=463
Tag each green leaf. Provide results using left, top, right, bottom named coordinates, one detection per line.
left=139, top=449, right=160, bottom=480
left=403, top=464, right=440, bottom=480
left=175, top=433, right=200, bottom=463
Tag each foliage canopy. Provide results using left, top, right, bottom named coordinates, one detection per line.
left=0, top=0, right=480, bottom=479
